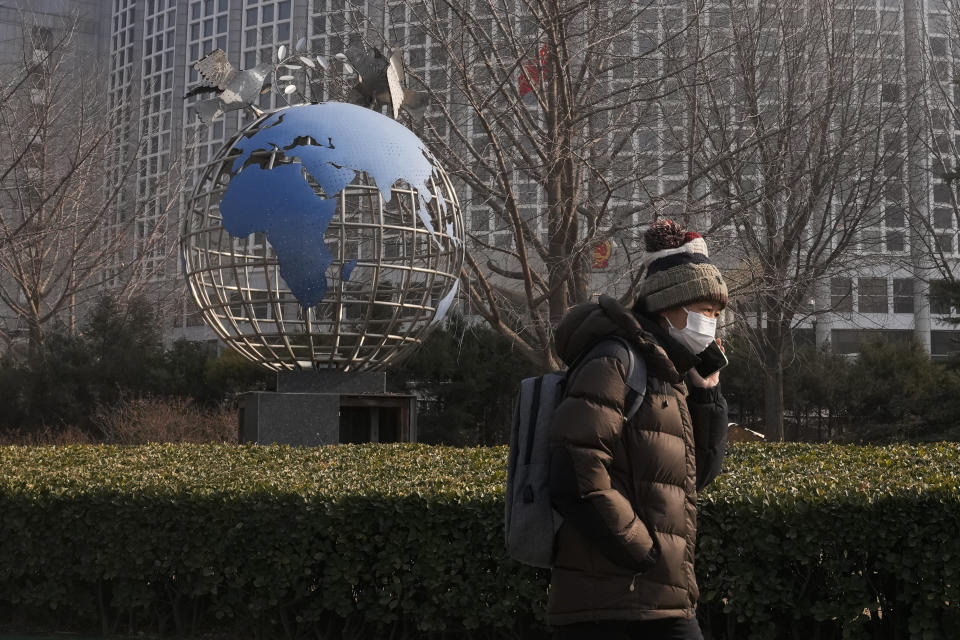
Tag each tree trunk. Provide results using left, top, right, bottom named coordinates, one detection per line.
left=27, top=318, right=44, bottom=360
left=762, top=323, right=785, bottom=441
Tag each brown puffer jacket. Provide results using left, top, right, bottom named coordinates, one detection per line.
left=546, top=295, right=728, bottom=624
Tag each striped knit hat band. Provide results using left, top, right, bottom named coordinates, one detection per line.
left=638, top=219, right=728, bottom=313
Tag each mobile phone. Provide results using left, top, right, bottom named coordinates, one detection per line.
left=695, top=340, right=728, bottom=378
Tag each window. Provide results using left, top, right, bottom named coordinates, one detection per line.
left=886, top=231, right=905, bottom=251
left=32, top=26, right=53, bottom=51
left=858, top=278, right=888, bottom=313
left=934, top=183, right=952, bottom=204
left=881, top=83, right=900, bottom=102
left=893, top=278, right=914, bottom=313
left=884, top=183, right=901, bottom=202
left=186, top=310, right=206, bottom=327
left=830, top=329, right=861, bottom=354
left=470, top=209, right=490, bottom=231
left=861, top=228, right=883, bottom=250
left=886, top=206, right=905, bottom=228
left=936, top=233, right=953, bottom=253
left=409, top=49, right=425, bottom=67
left=930, top=37, right=948, bottom=57
left=935, top=207, right=954, bottom=228
left=885, top=157, right=903, bottom=179
left=832, top=277, right=853, bottom=312
left=930, top=280, right=953, bottom=314
left=932, top=331, right=960, bottom=358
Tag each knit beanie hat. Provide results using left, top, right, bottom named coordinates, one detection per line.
left=637, top=219, right=728, bottom=314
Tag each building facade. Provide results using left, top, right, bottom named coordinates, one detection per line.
left=1, top=0, right=958, bottom=358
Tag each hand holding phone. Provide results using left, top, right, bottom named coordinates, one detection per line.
left=693, top=339, right=728, bottom=380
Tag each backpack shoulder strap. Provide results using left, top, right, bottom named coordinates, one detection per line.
left=568, top=336, right=647, bottom=422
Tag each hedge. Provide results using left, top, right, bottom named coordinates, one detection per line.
left=0, top=443, right=958, bottom=639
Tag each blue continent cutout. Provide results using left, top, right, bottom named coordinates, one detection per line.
left=219, top=163, right=337, bottom=307
left=219, top=102, right=459, bottom=310
left=232, top=103, right=445, bottom=235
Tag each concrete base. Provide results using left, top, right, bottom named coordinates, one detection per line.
left=238, top=392, right=339, bottom=446
left=238, top=371, right=416, bottom=446
left=276, top=370, right=386, bottom=394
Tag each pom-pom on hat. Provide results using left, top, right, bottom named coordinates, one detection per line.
left=638, top=219, right=728, bottom=313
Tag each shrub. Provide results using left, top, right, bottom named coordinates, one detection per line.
left=0, top=424, right=95, bottom=446
left=783, top=345, right=855, bottom=441
left=0, top=297, right=271, bottom=440
left=723, top=335, right=960, bottom=442
left=202, top=347, right=272, bottom=406
left=0, top=443, right=958, bottom=639
left=716, top=334, right=764, bottom=428
left=388, top=316, right=542, bottom=445
left=92, top=397, right=238, bottom=444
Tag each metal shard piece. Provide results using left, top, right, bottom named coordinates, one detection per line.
left=344, top=43, right=384, bottom=89
left=341, top=259, right=359, bottom=281
left=445, top=222, right=462, bottom=246
left=189, top=48, right=274, bottom=123
left=339, top=44, right=419, bottom=120
left=386, top=58, right=404, bottom=119
left=432, top=281, right=459, bottom=325
left=194, top=48, right=235, bottom=89
left=284, top=85, right=297, bottom=94
left=389, top=47, right=406, bottom=87
left=277, top=45, right=287, bottom=61
left=296, top=37, right=307, bottom=51
left=400, top=89, right=429, bottom=121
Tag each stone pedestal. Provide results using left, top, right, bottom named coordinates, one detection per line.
left=238, top=370, right=416, bottom=446
left=238, top=392, right=340, bottom=446
left=275, top=370, right=386, bottom=394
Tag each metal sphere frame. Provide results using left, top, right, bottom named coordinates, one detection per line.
left=180, top=109, right=465, bottom=372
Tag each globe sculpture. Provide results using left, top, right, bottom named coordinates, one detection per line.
left=181, top=102, right=464, bottom=371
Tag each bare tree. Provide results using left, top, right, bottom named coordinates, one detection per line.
left=0, top=11, right=177, bottom=357
left=373, top=0, right=714, bottom=368
left=685, top=0, right=904, bottom=440
left=904, top=0, right=960, bottom=329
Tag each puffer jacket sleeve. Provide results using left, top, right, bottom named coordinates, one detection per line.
left=548, top=350, right=659, bottom=572
left=687, top=382, right=729, bottom=490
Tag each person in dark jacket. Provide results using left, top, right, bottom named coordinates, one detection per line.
left=547, top=219, right=729, bottom=640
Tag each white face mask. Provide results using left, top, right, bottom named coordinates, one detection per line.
left=666, top=307, right=717, bottom=354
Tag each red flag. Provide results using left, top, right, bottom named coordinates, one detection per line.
left=592, top=240, right=613, bottom=270
left=518, top=45, right=549, bottom=96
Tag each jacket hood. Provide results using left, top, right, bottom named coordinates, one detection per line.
left=554, top=295, right=689, bottom=383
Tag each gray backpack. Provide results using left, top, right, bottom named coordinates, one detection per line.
left=504, top=336, right=647, bottom=568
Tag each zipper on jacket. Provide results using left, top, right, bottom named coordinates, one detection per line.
left=629, top=573, right=639, bottom=592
